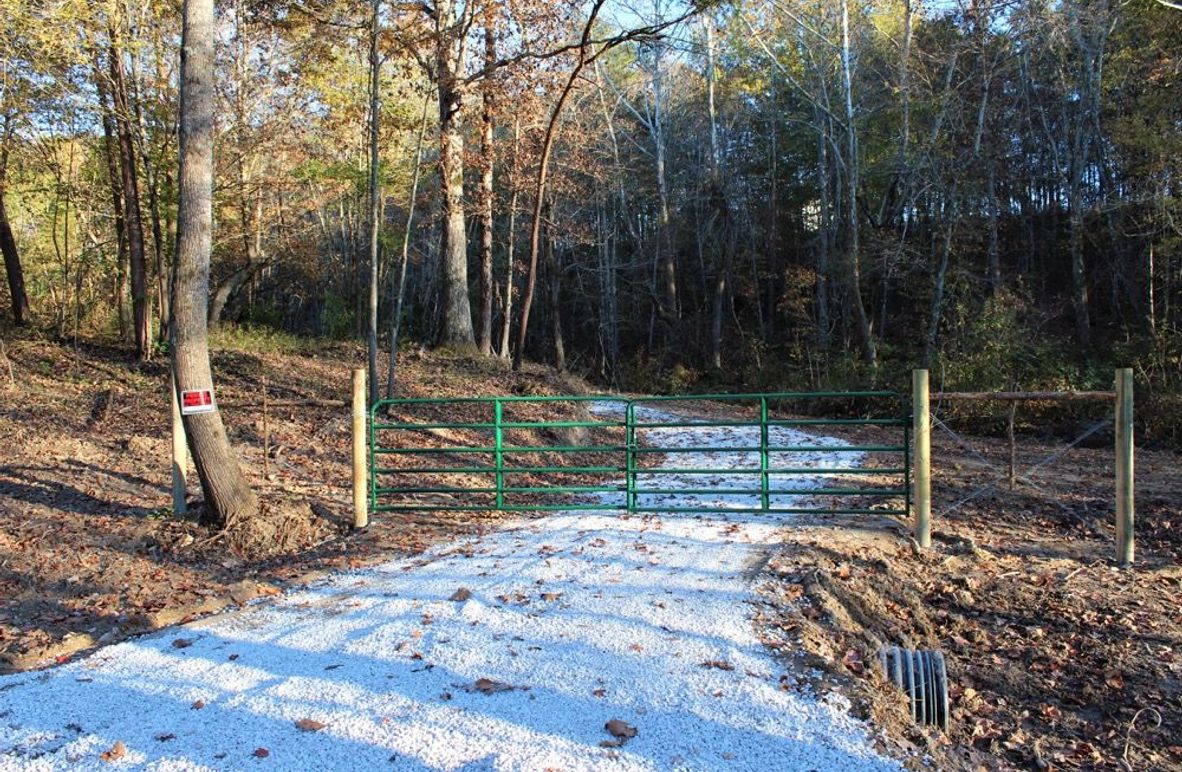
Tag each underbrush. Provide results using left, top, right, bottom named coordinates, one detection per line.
left=613, top=294, right=1182, bottom=450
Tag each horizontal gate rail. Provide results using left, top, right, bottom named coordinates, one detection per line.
left=370, top=391, right=910, bottom=518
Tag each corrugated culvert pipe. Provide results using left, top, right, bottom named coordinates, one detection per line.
left=879, top=646, right=949, bottom=731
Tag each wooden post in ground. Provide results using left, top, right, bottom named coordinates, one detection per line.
left=913, top=369, right=931, bottom=548
left=352, top=367, right=369, bottom=529
left=262, top=376, right=270, bottom=478
left=1115, top=367, right=1134, bottom=566
left=1007, top=401, right=1017, bottom=491
left=170, top=372, right=187, bottom=516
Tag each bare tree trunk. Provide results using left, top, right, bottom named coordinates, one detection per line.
left=434, top=0, right=476, bottom=349
left=366, top=0, right=381, bottom=405
left=0, top=119, right=29, bottom=327
left=986, top=164, right=1001, bottom=292
left=547, top=222, right=565, bottom=372
left=476, top=3, right=496, bottom=355
left=125, top=30, right=170, bottom=342
left=1068, top=147, right=1092, bottom=345
left=513, top=4, right=609, bottom=371
left=704, top=18, right=730, bottom=370
left=841, top=0, right=876, bottom=366
left=109, top=28, right=151, bottom=360
left=597, top=197, right=619, bottom=380
left=94, top=58, right=131, bottom=341
left=710, top=253, right=731, bottom=370
left=208, top=259, right=267, bottom=324
left=652, top=43, right=678, bottom=330
left=815, top=117, right=832, bottom=350
left=498, top=118, right=520, bottom=359
left=922, top=197, right=957, bottom=366
left=173, top=0, right=258, bottom=528
left=386, top=93, right=431, bottom=398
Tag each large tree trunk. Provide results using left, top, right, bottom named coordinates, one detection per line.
left=0, top=121, right=29, bottom=327
left=173, top=0, right=258, bottom=529
left=109, top=30, right=151, bottom=360
left=434, top=0, right=475, bottom=349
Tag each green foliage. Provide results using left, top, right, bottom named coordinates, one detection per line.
left=209, top=324, right=312, bottom=355
left=321, top=292, right=356, bottom=340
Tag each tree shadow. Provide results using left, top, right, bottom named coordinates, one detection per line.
left=0, top=467, right=158, bottom=519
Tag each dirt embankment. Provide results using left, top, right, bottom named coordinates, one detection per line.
left=755, top=428, right=1182, bottom=771
left=0, top=332, right=597, bottom=672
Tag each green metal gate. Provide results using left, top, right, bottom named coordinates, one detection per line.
left=370, top=392, right=910, bottom=517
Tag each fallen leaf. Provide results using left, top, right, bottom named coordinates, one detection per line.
left=172, top=638, right=194, bottom=649
left=100, top=741, right=126, bottom=762
left=154, top=733, right=176, bottom=742
left=605, top=719, right=637, bottom=741
left=295, top=718, right=326, bottom=732
left=1104, top=669, right=1125, bottom=689
left=473, top=678, right=514, bottom=694
left=449, top=587, right=472, bottom=602
left=191, top=700, right=205, bottom=710
left=592, top=688, right=606, bottom=698
left=253, top=748, right=269, bottom=758
left=701, top=660, right=734, bottom=671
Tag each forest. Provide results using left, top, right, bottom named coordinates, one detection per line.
left=2, top=2, right=1182, bottom=768
left=1, top=0, right=1180, bottom=398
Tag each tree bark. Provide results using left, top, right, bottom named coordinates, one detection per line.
left=0, top=119, right=29, bottom=327
left=476, top=3, right=496, bottom=356
left=109, top=29, right=151, bottom=360
left=815, top=115, right=832, bottom=350
left=387, top=93, right=430, bottom=399
left=922, top=197, right=957, bottom=367
left=547, top=221, right=565, bottom=372
left=513, top=0, right=612, bottom=370
left=94, top=57, right=131, bottom=341
left=366, top=0, right=382, bottom=404
left=433, top=0, right=476, bottom=349
left=173, top=0, right=258, bottom=528
left=840, top=0, right=876, bottom=366
left=651, top=42, right=678, bottom=330
left=208, top=259, right=268, bottom=324
left=498, top=118, right=520, bottom=359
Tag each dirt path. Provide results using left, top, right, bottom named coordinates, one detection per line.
left=0, top=406, right=901, bottom=771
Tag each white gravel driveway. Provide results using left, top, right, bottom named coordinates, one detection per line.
left=0, top=404, right=901, bottom=771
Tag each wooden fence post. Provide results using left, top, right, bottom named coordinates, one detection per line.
left=352, top=367, right=369, bottom=529
left=1115, top=367, right=1134, bottom=566
left=913, top=369, right=931, bottom=548
left=170, top=372, right=187, bottom=516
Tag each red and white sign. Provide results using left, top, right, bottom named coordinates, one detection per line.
left=180, top=388, right=216, bottom=415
